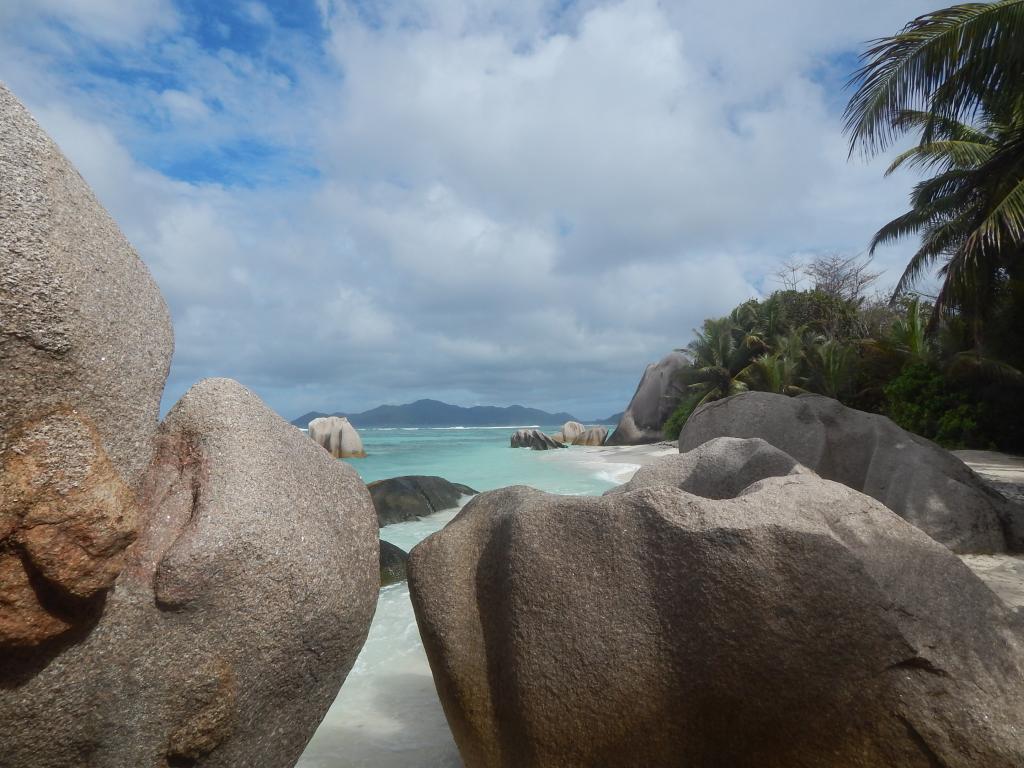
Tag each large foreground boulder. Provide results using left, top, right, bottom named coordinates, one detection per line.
left=409, top=478, right=1024, bottom=768
left=608, top=436, right=811, bottom=498
left=1, top=379, right=379, bottom=767
left=510, top=428, right=565, bottom=450
left=606, top=351, right=687, bottom=445
left=679, top=392, right=1024, bottom=553
left=0, top=83, right=173, bottom=493
left=308, top=415, right=366, bottom=458
left=369, top=475, right=478, bottom=526
left=0, top=84, right=379, bottom=768
left=0, top=82, right=173, bottom=647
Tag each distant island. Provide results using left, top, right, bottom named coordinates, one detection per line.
left=290, top=398, right=615, bottom=429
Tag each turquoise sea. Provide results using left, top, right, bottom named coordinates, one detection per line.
left=297, top=426, right=622, bottom=768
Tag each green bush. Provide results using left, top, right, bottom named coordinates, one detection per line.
left=662, top=393, right=701, bottom=440
left=883, top=363, right=988, bottom=449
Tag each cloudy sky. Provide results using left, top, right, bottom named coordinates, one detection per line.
left=1, top=0, right=936, bottom=420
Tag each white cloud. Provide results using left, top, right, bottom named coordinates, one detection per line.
left=0, top=0, right=939, bottom=419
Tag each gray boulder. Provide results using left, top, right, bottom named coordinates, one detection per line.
left=0, top=85, right=379, bottom=768
left=606, top=351, right=688, bottom=445
left=1, top=378, right=380, bottom=767
left=679, top=392, right=1023, bottom=553
left=409, top=479, right=1024, bottom=768
left=368, top=475, right=478, bottom=527
left=380, top=540, right=409, bottom=586
left=556, top=421, right=585, bottom=444
left=572, top=426, right=608, bottom=446
left=510, top=428, right=566, bottom=450
left=0, top=82, right=173, bottom=493
left=607, top=436, right=811, bottom=498
left=308, top=415, right=366, bottom=458
left=0, top=82, right=173, bottom=647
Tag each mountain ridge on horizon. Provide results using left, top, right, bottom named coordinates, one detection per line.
left=290, top=398, right=621, bottom=429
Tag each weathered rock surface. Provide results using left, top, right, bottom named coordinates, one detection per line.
left=0, top=86, right=379, bottom=768
left=554, top=421, right=585, bottom=444
left=607, top=436, right=811, bottom=498
left=0, top=379, right=380, bottom=767
left=679, top=391, right=1023, bottom=553
left=380, top=540, right=409, bottom=586
left=409, top=478, right=1024, bottom=768
left=308, top=415, right=366, bottom=458
left=369, top=475, right=477, bottom=527
left=606, top=351, right=687, bottom=445
left=571, top=426, right=608, bottom=446
left=0, top=81, right=173, bottom=646
left=0, top=83, right=173, bottom=491
left=510, top=428, right=565, bottom=450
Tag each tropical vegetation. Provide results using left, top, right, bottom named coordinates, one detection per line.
left=664, top=254, right=1024, bottom=450
left=666, top=1, right=1024, bottom=451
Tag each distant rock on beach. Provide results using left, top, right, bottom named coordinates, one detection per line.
left=572, top=425, right=609, bottom=446
left=369, top=475, right=478, bottom=526
left=679, top=391, right=1024, bottom=554
left=308, top=415, right=367, bottom=458
left=0, top=83, right=378, bottom=768
left=606, top=351, right=688, bottom=445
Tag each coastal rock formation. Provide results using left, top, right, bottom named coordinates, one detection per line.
left=552, top=421, right=585, bottom=444
left=679, top=392, right=1024, bottom=553
left=380, top=540, right=409, bottom=586
left=0, top=82, right=173, bottom=647
left=408, top=479, right=1024, bottom=768
left=369, top=475, right=478, bottom=526
left=510, top=428, right=566, bottom=450
left=308, top=415, right=367, bottom=458
left=1, top=379, right=380, bottom=767
left=607, top=436, right=810, bottom=498
left=0, top=83, right=173, bottom=493
left=571, top=426, right=608, bottom=446
left=0, top=86, right=379, bottom=768
left=606, top=351, right=688, bottom=445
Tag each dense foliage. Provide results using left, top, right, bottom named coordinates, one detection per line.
left=845, top=0, right=1024, bottom=346
left=664, top=2, right=1024, bottom=452
left=665, top=261, right=1024, bottom=450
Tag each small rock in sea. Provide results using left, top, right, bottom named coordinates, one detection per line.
left=380, top=540, right=410, bottom=585
left=308, top=415, right=367, bottom=458
left=369, top=475, right=478, bottom=526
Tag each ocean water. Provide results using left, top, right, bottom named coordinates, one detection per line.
left=297, top=427, right=622, bottom=768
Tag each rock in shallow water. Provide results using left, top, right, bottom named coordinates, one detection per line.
left=308, top=415, right=366, bottom=458
left=409, top=478, right=1024, bottom=768
left=571, top=426, right=608, bottom=446
left=380, top=540, right=410, bottom=586
left=679, top=391, right=1024, bottom=553
left=0, top=84, right=379, bottom=768
left=510, top=429, right=565, bottom=450
left=369, top=475, right=478, bottom=526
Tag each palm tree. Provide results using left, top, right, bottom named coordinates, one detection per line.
left=845, top=0, right=1024, bottom=338
left=740, top=352, right=805, bottom=395
left=866, top=106, right=1021, bottom=338
left=804, top=338, right=858, bottom=399
left=677, top=317, right=756, bottom=406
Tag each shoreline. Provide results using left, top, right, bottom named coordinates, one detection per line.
left=536, top=441, right=678, bottom=486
